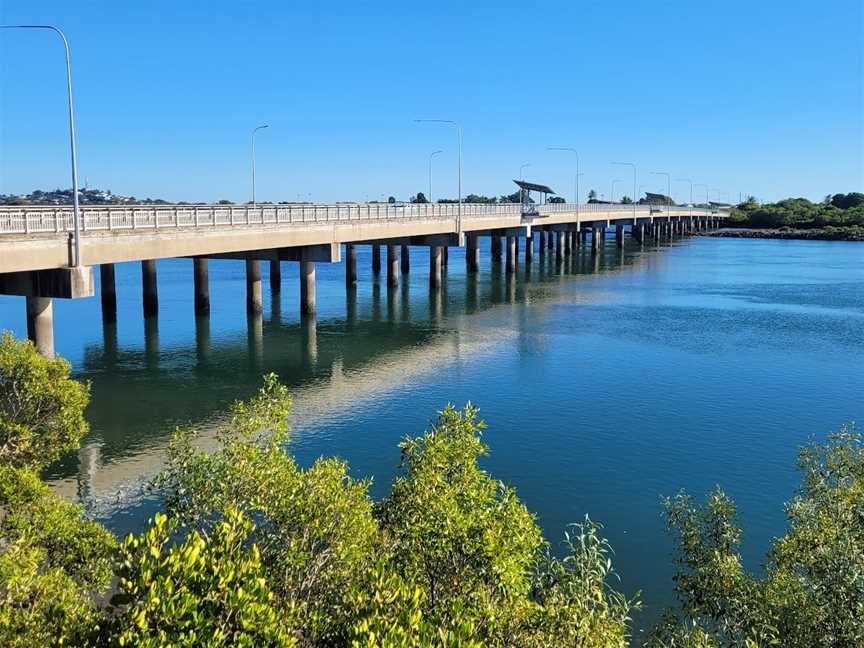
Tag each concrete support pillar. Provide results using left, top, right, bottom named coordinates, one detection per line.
left=525, top=232, right=533, bottom=264
left=142, top=260, right=158, bottom=317
left=574, top=229, right=581, bottom=248
left=442, top=246, right=449, bottom=266
left=564, top=230, right=572, bottom=255
left=429, top=246, right=443, bottom=288
left=246, top=260, right=263, bottom=315
left=372, top=244, right=381, bottom=274
left=616, top=224, right=624, bottom=248
left=300, top=260, right=316, bottom=316
left=538, top=230, right=546, bottom=253
left=100, top=263, right=116, bottom=323
left=547, top=230, right=554, bottom=250
left=555, top=231, right=563, bottom=262
left=400, top=244, right=410, bottom=274
left=386, top=245, right=399, bottom=287
left=491, top=235, right=502, bottom=260
left=269, top=260, right=281, bottom=293
left=193, top=258, right=210, bottom=316
left=506, top=235, right=516, bottom=274
left=345, top=243, right=357, bottom=287
left=466, top=234, right=480, bottom=272
left=592, top=227, right=603, bottom=254
left=635, top=223, right=645, bottom=244
left=514, top=237, right=520, bottom=258
left=26, top=296, right=54, bottom=358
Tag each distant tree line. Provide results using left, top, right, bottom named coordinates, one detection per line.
left=729, top=192, right=864, bottom=230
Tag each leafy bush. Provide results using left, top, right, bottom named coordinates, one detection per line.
left=652, top=425, right=864, bottom=647
left=728, top=195, right=864, bottom=230
left=0, top=332, right=90, bottom=469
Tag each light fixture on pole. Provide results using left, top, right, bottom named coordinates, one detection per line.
left=547, top=146, right=580, bottom=218
left=676, top=178, right=694, bottom=218
left=611, top=179, right=622, bottom=204
left=519, top=162, right=531, bottom=180
left=612, top=162, right=637, bottom=218
left=1, top=24, right=82, bottom=266
left=428, top=149, right=442, bottom=203
left=695, top=183, right=710, bottom=208
left=415, top=119, right=462, bottom=234
left=251, top=124, right=269, bottom=205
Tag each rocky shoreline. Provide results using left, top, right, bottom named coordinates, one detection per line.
left=697, top=228, right=864, bottom=242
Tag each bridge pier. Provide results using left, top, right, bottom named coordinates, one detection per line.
left=592, top=227, right=603, bottom=254
left=401, top=244, right=410, bottom=274
left=270, top=260, right=281, bottom=293
left=372, top=244, right=381, bottom=274
left=538, top=230, right=546, bottom=253
left=387, top=245, right=399, bottom=288
left=246, top=260, right=263, bottom=315
left=142, top=260, right=158, bottom=317
left=100, top=264, right=116, bottom=323
left=193, top=258, right=209, bottom=316
left=300, top=260, right=316, bottom=316
left=506, top=235, right=516, bottom=274
left=26, top=297, right=54, bottom=358
left=525, top=232, right=533, bottom=264
left=491, top=235, right=502, bottom=261
left=547, top=230, right=554, bottom=250
left=616, top=224, right=624, bottom=248
left=429, top=246, right=443, bottom=288
left=442, top=246, right=449, bottom=267
left=346, top=244, right=357, bottom=287
left=466, top=234, right=479, bottom=272
left=564, top=230, right=572, bottom=256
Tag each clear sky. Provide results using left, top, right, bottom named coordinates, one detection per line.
left=1, top=1, right=861, bottom=204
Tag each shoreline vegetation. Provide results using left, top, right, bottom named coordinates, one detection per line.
left=2, top=332, right=863, bottom=647
left=712, top=192, right=864, bottom=241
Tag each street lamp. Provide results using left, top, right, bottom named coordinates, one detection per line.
left=650, top=171, right=671, bottom=209
left=612, top=162, right=637, bottom=217
left=415, top=119, right=462, bottom=234
left=695, top=183, right=710, bottom=208
left=519, top=162, right=531, bottom=180
left=676, top=178, right=693, bottom=218
left=547, top=147, right=580, bottom=217
left=428, top=150, right=442, bottom=203
left=1, top=25, right=82, bottom=266
left=251, top=124, right=269, bottom=205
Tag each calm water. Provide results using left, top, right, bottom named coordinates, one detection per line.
left=2, top=235, right=862, bottom=634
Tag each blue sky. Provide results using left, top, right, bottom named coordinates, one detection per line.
left=1, top=1, right=861, bottom=204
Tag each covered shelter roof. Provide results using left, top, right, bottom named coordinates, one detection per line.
left=513, top=180, right=556, bottom=194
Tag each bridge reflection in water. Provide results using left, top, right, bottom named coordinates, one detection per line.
left=47, top=239, right=672, bottom=518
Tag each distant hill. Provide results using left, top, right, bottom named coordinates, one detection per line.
left=0, top=188, right=174, bottom=206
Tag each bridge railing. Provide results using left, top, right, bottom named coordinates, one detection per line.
left=0, top=202, right=719, bottom=235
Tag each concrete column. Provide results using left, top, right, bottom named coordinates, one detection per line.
left=429, top=246, right=443, bottom=288
left=270, top=260, right=281, bottom=293
left=574, top=229, right=581, bottom=248
left=26, top=296, right=54, bottom=358
left=372, top=244, right=381, bottom=274
left=142, top=260, right=158, bottom=317
left=538, top=230, right=546, bottom=253
left=491, top=235, right=502, bottom=260
left=442, top=246, right=449, bottom=267
left=506, top=235, right=516, bottom=274
left=616, top=224, right=624, bottom=248
left=547, top=230, right=554, bottom=250
left=564, top=230, right=572, bottom=255
left=387, top=245, right=399, bottom=287
left=592, top=227, right=603, bottom=253
left=466, top=234, right=480, bottom=272
left=514, top=236, right=520, bottom=258
left=555, top=231, right=563, bottom=261
left=525, top=232, right=533, bottom=264
left=345, top=243, right=357, bottom=287
left=400, top=244, right=410, bottom=274
left=300, top=260, right=316, bottom=316
left=193, top=258, right=210, bottom=316
left=100, top=263, right=116, bottom=323
left=635, top=223, right=645, bottom=244
left=246, top=260, right=263, bottom=315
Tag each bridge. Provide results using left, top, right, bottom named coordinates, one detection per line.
left=0, top=201, right=725, bottom=357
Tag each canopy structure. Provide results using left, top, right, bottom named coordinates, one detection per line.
left=513, top=180, right=556, bottom=214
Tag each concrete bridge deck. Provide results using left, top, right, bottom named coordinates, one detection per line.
left=0, top=202, right=726, bottom=357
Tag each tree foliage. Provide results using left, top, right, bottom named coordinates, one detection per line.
left=729, top=194, right=864, bottom=230
left=0, top=332, right=90, bottom=469
left=651, top=425, right=864, bottom=647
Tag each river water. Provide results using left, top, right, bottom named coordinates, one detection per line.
left=1, top=235, right=862, bottom=634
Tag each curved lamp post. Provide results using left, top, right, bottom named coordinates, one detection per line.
left=251, top=124, right=269, bottom=205
left=428, top=149, right=442, bottom=203
left=650, top=171, right=671, bottom=208
left=415, top=119, right=462, bottom=234
left=1, top=25, right=81, bottom=266
left=519, top=162, right=531, bottom=180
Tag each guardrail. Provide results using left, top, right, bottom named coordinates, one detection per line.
left=0, top=202, right=719, bottom=235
